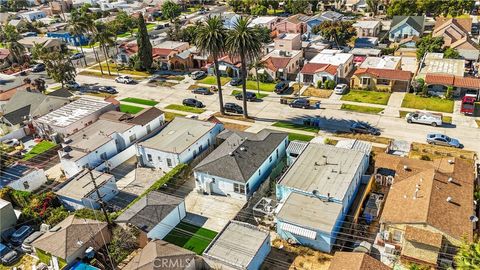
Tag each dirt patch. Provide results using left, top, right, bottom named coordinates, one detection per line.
left=335, top=133, right=392, bottom=145
left=223, top=122, right=250, bottom=131
left=409, top=142, right=477, bottom=162
left=303, top=87, right=333, bottom=98
left=214, top=112, right=255, bottom=123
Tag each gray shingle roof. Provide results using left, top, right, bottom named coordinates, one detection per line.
left=391, top=16, right=425, bottom=34
left=194, top=129, right=288, bottom=183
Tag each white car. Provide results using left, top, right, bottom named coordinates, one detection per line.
left=334, top=84, right=348, bottom=95
left=115, top=76, right=134, bottom=84
left=406, top=111, right=443, bottom=127
left=65, top=81, right=80, bottom=90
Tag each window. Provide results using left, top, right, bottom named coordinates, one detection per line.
left=246, top=183, right=250, bottom=194
left=199, top=145, right=203, bottom=152
left=276, top=149, right=279, bottom=158
left=234, top=183, right=245, bottom=194
left=100, top=152, right=107, bottom=160
left=361, top=77, right=370, bottom=86
left=129, top=134, right=137, bottom=143
left=377, top=79, right=390, bottom=85
left=258, top=169, right=261, bottom=175
left=392, top=230, right=402, bottom=242
left=146, top=125, right=151, bottom=134
left=269, top=156, right=273, bottom=163
left=147, top=154, right=152, bottom=162
left=158, top=156, right=162, bottom=162
left=167, top=158, right=172, bottom=167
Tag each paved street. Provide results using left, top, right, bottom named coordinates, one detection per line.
left=75, top=74, right=480, bottom=154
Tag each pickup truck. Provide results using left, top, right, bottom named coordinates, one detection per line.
left=405, top=111, right=442, bottom=127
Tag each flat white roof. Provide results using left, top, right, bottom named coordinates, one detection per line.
left=353, top=20, right=381, bottom=29
left=310, top=50, right=353, bottom=66
left=359, top=56, right=402, bottom=70
left=56, top=170, right=114, bottom=200
left=155, top=40, right=188, bottom=50
left=418, top=53, right=465, bottom=77
left=278, top=144, right=365, bottom=201
left=38, top=98, right=111, bottom=127
left=250, top=16, right=277, bottom=25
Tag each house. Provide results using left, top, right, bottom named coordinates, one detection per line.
left=250, top=16, right=280, bottom=31
left=203, top=220, right=271, bottom=270
left=115, top=191, right=186, bottom=247
left=276, top=143, right=370, bottom=252
left=194, top=129, right=288, bottom=201
left=137, top=117, right=223, bottom=172
left=18, top=10, right=46, bottom=22
left=47, top=31, right=89, bottom=46
left=328, top=252, right=391, bottom=270
left=18, top=36, right=65, bottom=53
left=350, top=48, right=382, bottom=65
left=1, top=90, right=70, bottom=131
left=56, top=169, right=118, bottom=210
left=309, top=49, right=354, bottom=80
left=299, top=62, right=338, bottom=86
left=0, top=164, right=48, bottom=192
left=0, top=48, right=13, bottom=68
left=432, top=17, right=479, bottom=61
left=416, top=53, right=465, bottom=79
left=35, top=98, right=116, bottom=137
left=353, top=20, right=381, bottom=37
left=123, top=239, right=197, bottom=270
left=260, top=49, right=302, bottom=80
left=32, top=215, right=111, bottom=270
left=373, top=153, right=475, bottom=267
left=153, top=41, right=189, bottom=70
left=207, top=55, right=241, bottom=78
left=350, top=68, right=412, bottom=92
left=275, top=14, right=309, bottom=35
left=320, top=11, right=344, bottom=22
left=345, top=0, right=370, bottom=13
left=0, top=199, right=17, bottom=234
left=359, top=56, right=402, bottom=70
left=58, top=107, right=165, bottom=178
left=425, top=74, right=480, bottom=98
left=389, top=16, right=425, bottom=42
left=274, top=33, right=302, bottom=51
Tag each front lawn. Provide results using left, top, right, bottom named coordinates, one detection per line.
left=163, top=222, right=217, bottom=255
left=401, top=94, right=454, bottom=113
left=231, top=90, right=269, bottom=99
left=120, top=97, right=158, bottom=106
left=120, top=104, right=145, bottom=114
left=236, top=80, right=277, bottom=92
left=198, top=76, right=231, bottom=86
left=23, top=141, right=56, bottom=161
left=341, top=104, right=384, bottom=114
left=90, top=62, right=150, bottom=77
left=165, top=104, right=206, bottom=114
left=272, top=121, right=319, bottom=133
left=288, top=133, right=315, bottom=142
left=303, top=87, right=333, bottom=98
left=341, top=90, right=391, bottom=105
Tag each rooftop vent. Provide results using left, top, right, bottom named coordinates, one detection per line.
left=403, top=165, right=408, bottom=171
left=446, top=196, right=452, bottom=203
left=229, top=152, right=234, bottom=156
left=240, top=147, right=246, bottom=151
left=448, top=177, right=453, bottom=183
left=448, top=159, right=454, bottom=164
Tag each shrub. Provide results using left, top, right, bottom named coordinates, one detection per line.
left=316, top=80, right=322, bottom=89
left=324, top=79, right=335, bottom=89
left=445, top=86, right=454, bottom=100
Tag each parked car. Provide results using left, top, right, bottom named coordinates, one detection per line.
left=191, top=71, right=207, bottom=80
left=21, top=231, right=44, bottom=253
left=406, top=111, right=442, bottom=127
left=10, top=225, right=33, bottom=246
left=289, top=98, right=310, bottom=109
left=230, top=77, right=243, bottom=86
left=99, top=86, right=118, bottom=94
left=155, top=24, right=164, bottom=30
left=334, top=84, right=348, bottom=95
left=148, top=75, right=166, bottom=83
left=0, top=243, right=10, bottom=258
left=1, top=250, right=19, bottom=265
left=426, top=133, right=463, bottom=148
left=235, top=91, right=257, bottom=101
left=224, top=103, right=243, bottom=114
left=69, top=53, right=84, bottom=60
left=65, top=81, right=80, bottom=90
left=274, top=81, right=289, bottom=94
left=183, top=98, right=204, bottom=108
left=192, top=87, right=212, bottom=95
left=349, top=122, right=380, bottom=136
left=31, top=63, right=45, bottom=72
left=2, top=139, right=20, bottom=147
left=115, top=75, right=135, bottom=84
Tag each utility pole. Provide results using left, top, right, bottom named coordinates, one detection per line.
left=86, top=168, right=111, bottom=225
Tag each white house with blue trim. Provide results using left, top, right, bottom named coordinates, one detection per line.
left=275, top=143, right=370, bottom=252
left=389, top=16, right=425, bottom=42
left=194, top=129, right=288, bottom=201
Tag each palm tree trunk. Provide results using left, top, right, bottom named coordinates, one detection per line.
left=79, top=44, right=87, bottom=66
left=213, top=59, right=225, bottom=115
left=102, top=45, right=112, bottom=76
left=92, top=46, right=104, bottom=74
left=255, top=66, right=260, bottom=95
left=240, top=52, right=248, bottom=119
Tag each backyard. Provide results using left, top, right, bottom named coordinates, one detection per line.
left=120, top=104, right=145, bottom=114
left=165, top=104, right=206, bottom=114
left=23, top=141, right=56, bottom=161
left=163, top=222, right=217, bottom=255
left=236, top=80, right=277, bottom=92
left=120, top=97, right=158, bottom=106
left=401, top=94, right=454, bottom=113
left=341, top=104, right=384, bottom=114
left=198, top=76, right=231, bottom=86
left=341, top=90, right=391, bottom=105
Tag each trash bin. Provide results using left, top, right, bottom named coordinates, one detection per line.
left=315, top=101, right=321, bottom=109
left=280, top=98, right=287, bottom=104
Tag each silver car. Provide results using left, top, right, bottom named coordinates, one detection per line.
left=426, top=133, right=462, bottom=148
left=334, top=84, right=348, bottom=95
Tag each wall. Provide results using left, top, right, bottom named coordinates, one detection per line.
left=0, top=200, right=17, bottom=233
left=276, top=220, right=333, bottom=252
left=389, top=24, right=420, bottom=41
left=95, top=144, right=136, bottom=172
left=0, top=127, right=27, bottom=142
left=8, top=169, right=47, bottom=192
left=147, top=201, right=186, bottom=240
left=247, top=234, right=271, bottom=270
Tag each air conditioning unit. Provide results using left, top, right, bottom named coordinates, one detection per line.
left=386, top=175, right=394, bottom=186
left=438, top=258, right=453, bottom=267
left=375, top=174, right=384, bottom=185
left=384, top=243, right=396, bottom=255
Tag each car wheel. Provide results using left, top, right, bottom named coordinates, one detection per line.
left=303, top=106, right=307, bottom=109
left=407, top=119, right=412, bottom=123
left=428, top=141, right=434, bottom=145
left=431, top=122, right=437, bottom=127
left=124, top=81, right=127, bottom=84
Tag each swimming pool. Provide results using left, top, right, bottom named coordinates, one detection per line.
left=69, top=261, right=100, bottom=270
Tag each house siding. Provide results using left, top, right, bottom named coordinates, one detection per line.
left=247, top=234, right=271, bottom=270
left=147, top=201, right=186, bottom=240
left=389, top=24, right=420, bottom=42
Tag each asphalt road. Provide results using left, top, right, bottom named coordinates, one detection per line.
left=74, top=74, right=480, bottom=154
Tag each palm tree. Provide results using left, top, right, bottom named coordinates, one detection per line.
left=195, top=16, right=227, bottom=115
left=67, top=14, right=89, bottom=66
left=225, top=16, right=262, bottom=118
left=81, top=14, right=104, bottom=75
left=2, top=25, right=25, bottom=64
left=94, top=23, right=116, bottom=76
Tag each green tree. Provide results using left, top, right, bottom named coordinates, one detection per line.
left=445, top=86, right=454, bottom=99
left=1, top=25, right=25, bottom=64
left=455, top=239, right=480, bottom=270
left=415, top=35, right=444, bottom=60
left=162, top=1, right=181, bottom=22
left=386, top=0, right=418, bottom=17
left=166, top=19, right=182, bottom=41
left=94, top=23, right=116, bottom=75
left=226, top=16, right=262, bottom=118
left=444, top=47, right=461, bottom=59
left=45, top=207, right=69, bottom=226
left=228, top=0, right=243, bottom=12
left=285, top=0, right=309, bottom=14
left=107, top=226, right=139, bottom=264
left=136, top=13, right=153, bottom=72
left=366, top=0, right=380, bottom=15
left=312, top=21, right=356, bottom=46
left=249, top=60, right=265, bottom=94
left=267, top=0, right=279, bottom=14
left=7, top=0, right=28, bottom=11
left=196, top=16, right=227, bottom=115
left=251, top=5, right=267, bottom=15
left=254, top=25, right=272, bottom=43
left=439, top=0, right=475, bottom=17
left=412, top=78, right=425, bottom=93
left=33, top=42, right=76, bottom=87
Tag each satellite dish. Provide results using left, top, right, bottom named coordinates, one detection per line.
left=469, top=215, right=479, bottom=222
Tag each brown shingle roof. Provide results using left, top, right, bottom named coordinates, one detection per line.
left=328, top=252, right=391, bottom=270
left=434, top=17, right=472, bottom=34
left=263, top=57, right=292, bottom=72
left=354, top=68, right=412, bottom=81
left=301, top=63, right=338, bottom=75
left=404, top=226, right=443, bottom=247
left=377, top=153, right=475, bottom=242
left=129, top=107, right=164, bottom=126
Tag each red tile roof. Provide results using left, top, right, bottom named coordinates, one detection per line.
left=354, top=68, right=412, bottom=81
left=152, top=48, right=175, bottom=58
left=425, top=74, right=455, bottom=85
left=263, top=57, right=292, bottom=72
left=425, top=74, right=480, bottom=89
left=218, top=55, right=241, bottom=67
left=301, top=63, right=338, bottom=75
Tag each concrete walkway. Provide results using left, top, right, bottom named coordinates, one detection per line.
left=382, top=92, right=405, bottom=117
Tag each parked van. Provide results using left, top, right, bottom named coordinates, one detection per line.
left=10, top=225, right=33, bottom=246
left=21, top=231, right=44, bottom=252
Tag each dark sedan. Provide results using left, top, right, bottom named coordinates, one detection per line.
left=230, top=77, right=243, bottom=86
left=349, top=122, right=380, bottom=136
left=31, top=63, right=45, bottom=72
left=289, top=98, right=310, bottom=109
left=183, top=98, right=204, bottom=108
left=235, top=91, right=257, bottom=101
left=99, top=86, right=118, bottom=94
left=192, top=87, right=212, bottom=95
left=274, top=81, right=289, bottom=94
left=224, top=103, right=243, bottom=114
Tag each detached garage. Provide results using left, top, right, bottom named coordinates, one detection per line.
left=115, top=191, right=186, bottom=247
